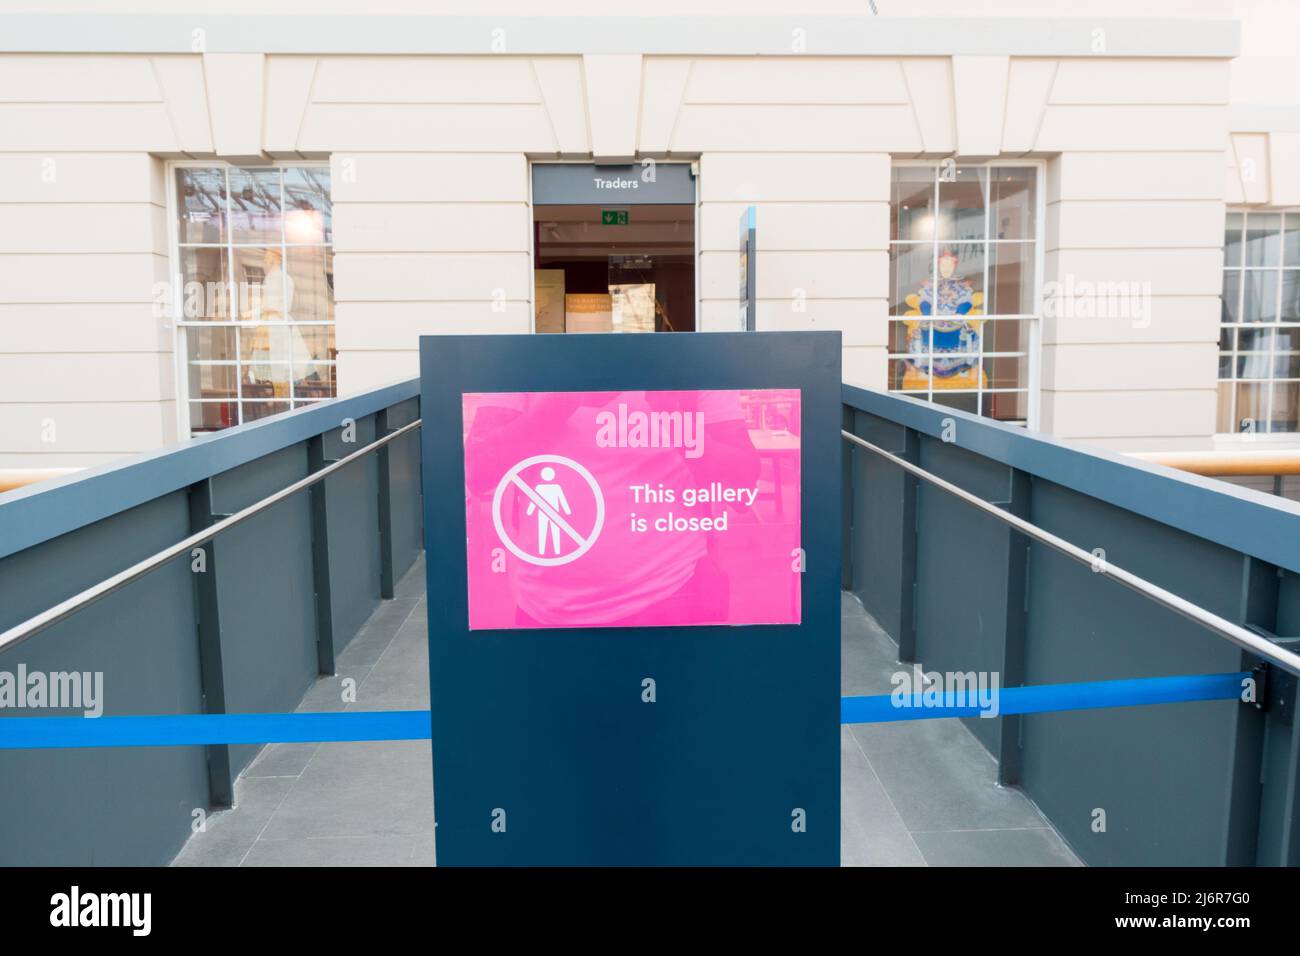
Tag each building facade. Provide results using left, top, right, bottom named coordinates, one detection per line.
left=0, top=2, right=1297, bottom=468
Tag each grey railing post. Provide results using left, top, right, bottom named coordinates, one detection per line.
left=1250, top=647, right=1299, bottom=865
left=376, top=407, right=396, bottom=600
left=840, top=405, right=854, bottom=591
left=843, top=411, right=919, bottom=661
left=187, top=479, right=234, bottom=808
left=1255, top=642, right=1300, bottom=865
left=897, top=426, right=920, bottom=664
left=307, top=435, right=336, bottom=676
left=996, top=467, right=1032, bottom=787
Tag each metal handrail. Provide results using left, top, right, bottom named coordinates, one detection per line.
left=0, top=419, right=422, bottom=656
left=842, top=429, right=1300, bottom=678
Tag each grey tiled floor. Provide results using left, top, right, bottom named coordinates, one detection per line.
left=172, top=558, right=1079, bottom=867
left=840, top=592, right=1080, bottom=866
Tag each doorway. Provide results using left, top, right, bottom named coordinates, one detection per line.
left=531, top=164, right=696, bottom=334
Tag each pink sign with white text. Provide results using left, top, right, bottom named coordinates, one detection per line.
left=462, top=388, right=801, bottom=630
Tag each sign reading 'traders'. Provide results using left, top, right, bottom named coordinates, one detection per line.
left=421, top=331, right=841, bottom=866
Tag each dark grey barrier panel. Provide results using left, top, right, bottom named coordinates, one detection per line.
left=317, top=415, right=383, bottom=655
left=0, top=381, right=423, bottom=865
left=913, top=435, right=1023, bottom=760
left=0, top=494, right=207, bottom=865
left=1255, top=569, right=1299, bottom=866
left=841, top=385, right=1300, bottom=868
left=204, top=444, right=320, bottom=778
left=1019, top=478, right=1249, bottom=866
left=845, top=408, right=915, bottom=653
left=380, top=398, right=424, bottom=592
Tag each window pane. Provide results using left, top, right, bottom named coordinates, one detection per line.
left=984, top=318, right=1030, bottom=353
left=934, top=245, right=984, bottom=315
left=294, top=363, right=336, bottom=400
left=282, top=167, right=332, bottom=244
left=231, top=247, right=286, bottom=322
left=240, top=324, right=290, bottom=364
left=176, top=168, right=226, bottom=244
left=1219, top=353, right=1233, bottom=378
left=285, top=246, right=335, bottom=323
left=292, top=324, right=336, bottom=362
left=937, top=166, right=987, bottom=242
left=983, top=356, right=1028, bottom=389
left=890, top=356, right=929, bottom=391
left=242, top=364, right=290, bottom=401
left=1285, top=213, right=1300, bottom=267
left=187, top=364, right=238, bottom=401
left=242, top=400, right=291, bottom=423
left=891, top=167, right=934, bottom=241
left=1223, top=212, right=1244, bottom=269
left=931, top=353, right=982, bottom=389
left=1282, top=271, right=1300, bottom=321
left=185, top=326, right=235, bottom=362
left=1268, top=382, right=1299, bottom=432
left=1244, top=212, right=1281, bottom=267
left=982, top=391, right=1028, bottom=423
left=179, top=247, right=230, bottom=321
left=887, top=320, right=911, bottom=352
left=1221, top=270, right=1240, bottom=324
left=987, top=241, right=1032, bottom=315
left=990, top=168, right=1035, bottom=240
left=1237, top=353, right=1274, bottom=379
left=1242, top=271, right=1278, bottom=323
left=190, top=401, right=237, bottom=433
left=1236, top=383, right=1268, bottom=432
left=932, top=392, right=979, bottom=415
left=889, top=243, right=933, bottom=315
left=228, top=167, right=281, bottom=244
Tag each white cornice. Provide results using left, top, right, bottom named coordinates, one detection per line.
left=0, top=14, right=1241, bottom=58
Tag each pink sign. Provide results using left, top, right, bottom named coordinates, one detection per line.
left=462, top=388, right=802, bottom=630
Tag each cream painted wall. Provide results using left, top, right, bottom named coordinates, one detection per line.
left=1036, top=58, right=1231, bottom=451
left=0, top=130, right=174, bottom=467
left=0, top=16, right=1256, bottom=464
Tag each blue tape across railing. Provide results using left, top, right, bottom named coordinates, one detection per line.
left=0, top=672, right=1250, bottom=749
left=840, top=672, right=1249, bottom=724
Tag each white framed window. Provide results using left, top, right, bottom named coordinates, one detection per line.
left=887, top=162, right=1042, bottom=426
left=1217, top=210, right=1300, bottom=435
left=169, top=163, right=334, bottom=436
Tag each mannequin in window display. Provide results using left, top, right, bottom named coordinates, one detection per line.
left=901, top=248, right=986, bottom=391
left=241, top=247, right=321, bottom=398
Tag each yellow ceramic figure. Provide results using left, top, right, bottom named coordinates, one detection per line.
left=901, top=249, right=986, bottom=391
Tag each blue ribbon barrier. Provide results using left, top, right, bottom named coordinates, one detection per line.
left=840, top=671, right=1250, bottom=724
left=0, top=709, right=430, bottom=750
left=0, top=672, right=1252, bottom=748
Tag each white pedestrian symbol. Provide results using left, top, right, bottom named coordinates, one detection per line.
left=491, top=455, right=605, bottom=567
left=527, top=466, right=572, bottom=556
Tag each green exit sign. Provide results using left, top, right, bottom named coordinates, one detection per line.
left=601, top=209, right=629, bottom=226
